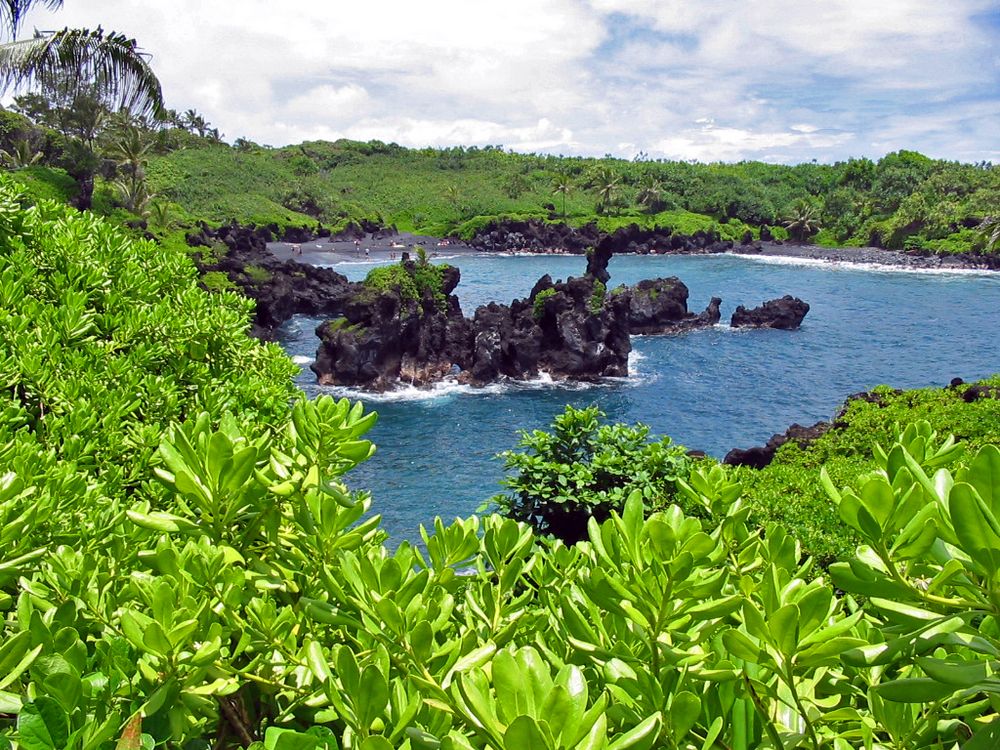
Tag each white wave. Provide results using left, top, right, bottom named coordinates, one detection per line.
left=726, top=252, right=997, bottom=277
left=307, top=366, right=651, bottom=402
left=291, top=355, right=313, bottom=365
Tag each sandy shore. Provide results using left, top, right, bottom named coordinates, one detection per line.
left=268, top=232, right=997, bottom=272
left=268, top=232, right=480, bottom=265
left=731, top=242, right=998, bottom=270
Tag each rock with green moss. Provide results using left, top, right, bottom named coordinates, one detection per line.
left=622, top=277, right=721, bottom=334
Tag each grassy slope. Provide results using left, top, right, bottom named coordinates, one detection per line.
left=142, top=140, right=998, bottom=253
left=736, top=378, right=1000, bottom=563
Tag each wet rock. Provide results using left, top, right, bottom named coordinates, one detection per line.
left=731, top=296, right=810, bottom=329
left=187, top=221, right=356, bottom=339
left=723, top=421, right=831, bottom=468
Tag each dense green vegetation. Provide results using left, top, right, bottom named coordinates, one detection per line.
left=3, top=180, right=1000, bottom=748
left=138, top=140, right=999, bottom=254
left=363, top=256, right=451, bottom=310
left=491, top=406, right=693, bottom=542
left=3, top=93, right=998, bottom=254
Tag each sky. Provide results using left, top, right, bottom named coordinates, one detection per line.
left=19, top=0, right=1000, bottom=164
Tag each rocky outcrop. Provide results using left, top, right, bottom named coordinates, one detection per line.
left=311, top=266, right=632, bottom=390
left=731, top=296, right=810, bottom=329
left=470, top=218, right=733, bottom=257
left=469, top=275, right=631, bottom=383
left=312, top=264, right=472, bottom=390
left=187, top=222, right=357, bottom=338
left=723, top=421, right=831, bottom=468
left=621, top=277, right=721, bottom=334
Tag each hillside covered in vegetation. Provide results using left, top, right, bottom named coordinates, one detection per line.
left=2, top=103, right=998, bottom=255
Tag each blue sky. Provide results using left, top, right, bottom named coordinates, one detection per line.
left=20, top=0, right=1000, bottom=164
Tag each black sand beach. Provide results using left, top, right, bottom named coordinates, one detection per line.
left=268, top=232, right=479, bottom=265
left=731, top=242, right=999, bottom=270
left=268, top=233, right=998, bottom=272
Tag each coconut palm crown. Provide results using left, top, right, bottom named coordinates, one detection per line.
left=0, top=26, right=163, bottom=118
left=783, top=198, right=822, bottom=242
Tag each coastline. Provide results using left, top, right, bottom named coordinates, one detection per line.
left=730, top=241, right=1000, bottom=271
left=268, top=233, right=999, bottom=273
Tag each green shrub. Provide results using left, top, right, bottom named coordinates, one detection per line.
left=200, top=270, right=236, bottom=292
left=242, top=263, right=272, bottom=283
left=589, top=279, right=606, bottom=313
left=532, top=287, right=557, bottom=320
left=490, top=405, right=693, bottom=542
left=364, top=260, right=450, bottom=310
left=737, top=378, right=1000, bottom=564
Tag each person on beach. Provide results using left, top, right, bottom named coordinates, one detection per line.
left=291, top=243, right=301, bottom=255
left=365, top=247, right=370, bottom=258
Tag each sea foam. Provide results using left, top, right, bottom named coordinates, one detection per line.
left=726, top=252, right=997, bottom=277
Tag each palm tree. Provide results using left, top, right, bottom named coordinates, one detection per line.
left=783, top=198, right=822, bottom=242
left=593, top=168, right=621, bottom=215
left=636, top=174, right=663, bottom=213
left=147, top=200, right=176, bottom=231
left=106, top=125, right=152, bottom=177
left=0, top=0, right=63, bottom=36
left=0, top=137, right=42, bottom=168
left=0, top=28, right=162, bottom=119
left=0, top=2, right=163, bottom=208
left=977, top=216, right=1000, bottom=253
left=114, top=171, right=153, bottom=216
left=551, top=173, right=572, bottom=218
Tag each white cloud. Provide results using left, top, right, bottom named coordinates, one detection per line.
left=14, top=0, right=999, bottom=162
left=654, top=123, right=853, bottom=162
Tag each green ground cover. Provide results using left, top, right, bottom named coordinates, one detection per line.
left=3, top=168, right=1000, bottom=749
left=137, top=139, right=1000, bottom=253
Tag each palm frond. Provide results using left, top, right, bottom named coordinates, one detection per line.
left=0, top=26, right=162, bottom=117
left=0, top=0, right=63, bottom=37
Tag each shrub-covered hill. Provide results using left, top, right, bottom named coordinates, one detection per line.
left=3, top=176, right=1000, bottom=748
left=141, top=138, right=1000, bottom=253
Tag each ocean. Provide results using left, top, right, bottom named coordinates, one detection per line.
left=277, top=252, right=1000, bottom=540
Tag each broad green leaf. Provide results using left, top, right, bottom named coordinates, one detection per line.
left=359, top=738, right=393, bottom=750
left=608, top=712, right=662, bottom=750
left=670, top=691, right=701, bottom=742
left=915, top=656, right=990, bottom=687
left=504, top=716, right=548, bottom=750
left=17, top=697, right=69, bottom=750
left=263, top=727, right=320, bottom=750
left=356, top=664, right=389, bottom=728
left=874, top=677, right=955, bottom=702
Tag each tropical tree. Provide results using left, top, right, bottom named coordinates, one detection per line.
left=0, top=1, right=163, bottom=208
left=551, top=172, right=572, bottom=218
left=636, top=173, right=664, bottom=213
left=977, top=216, right=1000, bottom=252
left=106, top=124, right=151, bottom=178
left=0, top=136, right=41, bottom=167
left=593, top=167, right=621, bottom=215
left=783, top=197, right=822, bottom=242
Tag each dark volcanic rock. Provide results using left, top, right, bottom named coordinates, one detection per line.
left=621, top=277, right=720, bottom=334
left=731, top=295, right=810, bottom=329
left=187, top=222, right=356, bottom=338
left=724, top=421, right=831, bottom=468
left=311, top=267, right=632, bottom=389
left=469, top=218, right=732, bottom=259
left=312, top=270, right=472, bottom=391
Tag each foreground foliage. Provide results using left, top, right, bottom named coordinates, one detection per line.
left=491, top=406, right=693, bottom=542
left=738, top=381, right=1000, bottom=563
left=3, top=181, right=1000, bottom=748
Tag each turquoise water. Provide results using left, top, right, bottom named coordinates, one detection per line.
left=277, top=253, right=1000, bottom=540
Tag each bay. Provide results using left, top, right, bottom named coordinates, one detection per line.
left=277, top=253, right=1000, bottom=540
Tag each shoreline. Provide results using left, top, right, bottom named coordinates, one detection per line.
left=730, top=242, right=1000, bottom=271
left=267, top=234, right=999, bottom=272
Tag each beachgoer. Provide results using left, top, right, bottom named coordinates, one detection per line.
left=291, top=243, right=301, bottom=255
left=365, top=247, right=370, bottom=258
